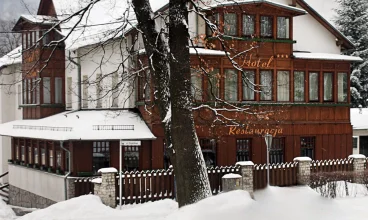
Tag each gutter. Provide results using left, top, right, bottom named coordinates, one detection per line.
left=67, top=51, right=82, bottom=110
left=60, top=141, right=71, bottom=200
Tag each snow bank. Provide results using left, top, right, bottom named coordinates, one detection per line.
left=16, top=186, right=368, bottom=220
left=0, top=199, right=16, bottom=220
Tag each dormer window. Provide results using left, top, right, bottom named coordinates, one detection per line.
left=277, top=17, right=290, bottom=39
left=260, top=16, right=273, bottom=38
left=224, top=13, right=237, bottom=36
left=242, top=14, right=255, bottom=36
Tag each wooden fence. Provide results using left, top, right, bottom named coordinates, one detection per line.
left=310, top=158, right=353, bottom=173
left=253, top=162, right=298, bottom=190
left=115, top=169, right=175, bottom=205
left=74, top=177, right=99, bottom=197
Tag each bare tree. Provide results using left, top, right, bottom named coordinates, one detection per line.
left=0, top=19, right=21, bottom=57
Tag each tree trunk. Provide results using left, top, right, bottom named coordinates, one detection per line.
left=132, top=0, right=211, bottom=207
left=168, top=0, right=211, bottom=207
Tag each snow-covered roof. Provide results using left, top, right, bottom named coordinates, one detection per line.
left=47, top=0, right=169, bottom=50
left=0, top=110, right=156, bottom=141
left=138, top=48, right=228, bottom=56
left=0, top=46, right=22, bottom=68
left=203, top=0, right=307, bottom=15
left=351, top=108, right=368, bottom=130
left=293, top=52, right=363, bottom=62
left=20, top=15, right=59, bottom=25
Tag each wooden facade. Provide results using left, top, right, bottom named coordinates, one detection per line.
left=7, top=0, right=355, bottom=176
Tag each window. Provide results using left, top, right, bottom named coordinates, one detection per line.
left=41, top=148, right=46, bottom=165
left=200, top=139, right=217, bottom=167
left=112, top=72, right=119, bottom=107
left=82, top=75, right=88, bottom=108
left=66, top=77, right=72, bottom=108
left=43, top=77, right=51, bottom=104
left=96, top=74, right=102, bottom=108
left=260, top=16, right=273, bottom=37
left=124, top=146, right=140, bottom=171
left=242, top=70, right=255, bottom=100
left=28, top=146, right=32, bottom=164
left=323, top=73, right=333, bottom=101
left=294, top=71, right=305, bottom=102
left=301, top=137, right=315, bottom=159
left=224, top=69, right=238, bottom=101
left=21, top=146, right=25, bottom=161
left=224, top=13, right=237, bottom=36
left=16, top=144, right=19, bottom=160
left=309, top=72, right=319, bottom=101
left=277, top=71, right=290, bottom=101
left=277, top=17, right=289, bottom=39
left=338, top=72, right=348, bottom=102
left=92, top=141, right=110, bottom=174
left=54, top=77, right=62, bottom=104
left=34, top=148, right=39, bottom=164
left=34, top=31, right=39, bottom=46
left=206, top=13, right=219, bottom=36
left=49, top=149, right=54, bottom=167
left=17, top=84, right=21, bottom=108
left=22, top=80, right=26, bottom=104
left=260, top=70, right=272, bottom=101
left=56, top=151, right=62, bottom=168
left=27, top=80, right=31, bottom=104
left=27, top=32, right=31, bottom=48
left=353, top=137, right=358, bottom=149
left=22, top=34, right=26, bottom=49
left=237, top=139, right=252, bottom=162
left=42, top=31, right=50, bottom=46
left=144, top=71, right=151, bottom=101
left=207, top=69, right=220, bottom=101
left=242, top=14, right=255, bottom=36
left=191, top=69, right=203, bottom=101
left=270, top=137, right=285, bottom=164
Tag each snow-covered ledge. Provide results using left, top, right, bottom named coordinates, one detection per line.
left=348, top=154, right=366, bottom=159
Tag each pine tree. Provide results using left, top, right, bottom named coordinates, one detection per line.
left=335, top=0, right=368, bottom=107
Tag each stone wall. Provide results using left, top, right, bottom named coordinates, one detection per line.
left=9, top=185, right=56, bottom=209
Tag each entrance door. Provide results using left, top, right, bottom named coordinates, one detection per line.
left=359, top=136, right=368, bottom=156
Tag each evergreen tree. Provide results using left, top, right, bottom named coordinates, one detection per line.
left=335, top=0, right=368, bottom=107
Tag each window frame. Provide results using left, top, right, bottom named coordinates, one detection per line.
left=260, top=15, right=273, bottom=38
left=223, top=12, right=238, bottom=36
left=276, top=16, right=290, bottom=39
left=124, top=146, right=140, bottom=171
left=236, top=139, right=252, bottom=162
left=269, top=137, right=285, bottom=164
left=206, top=13, right=219, bottom=36
left=207, top=69, right=220, bottom=101
left=260, top=70, right=273, bottom=101
left=242, top=70, right=255, bottom=101
left=300, top=137, right=315, bottom=159
left=200, top=139, right=217, bottom=167
left=276, top=70, right=290, bottom=102
left=242, top=14, right=256, bottom=37
left=294, top=71, right=305, bottom=102
left=309, top=72, right=319, bottom=102
left=323, top=72, right=333, bottom=102
left=92, top=141, right=110, bottom=174
left=191, top=68, right=203, bottom=101
left=337, top=72, right=348, bottom=103
left=224, top=69, right=238, bottom=101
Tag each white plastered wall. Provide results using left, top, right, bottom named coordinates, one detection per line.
left=0, top=64, right=22, bottom=183
left=9, top=164, right=65, bottom=202
left=65, top=39, right=135, bottom=110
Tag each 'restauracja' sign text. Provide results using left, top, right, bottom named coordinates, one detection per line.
left=229, top=125, right=282, bottom=137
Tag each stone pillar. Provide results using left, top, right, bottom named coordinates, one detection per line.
left=348, top=154, right=366, bottom=183
left=294, top=157, right=312, bottom=185
left=66, top=177, right=75, bottom=200
left=222, top=173, right=242, bottom=192
left=236, top=161, right=254, bottom=197
left=93, top=168, right=117, bottom=208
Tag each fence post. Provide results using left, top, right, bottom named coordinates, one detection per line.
left=92, top=168, right=117, bottom=208
left=348, top=154, right=366, bottom=183
left=236, top=161, right=254, bottom=198
left=293, top=157, right=312, bottom=185
left=222, top=174, right=242, bottom=192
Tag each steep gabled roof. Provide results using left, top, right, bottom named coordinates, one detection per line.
left=296, top=0, right=354, bottom=50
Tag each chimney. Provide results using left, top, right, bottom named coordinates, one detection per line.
left=290, top=0, right=297, bottom=7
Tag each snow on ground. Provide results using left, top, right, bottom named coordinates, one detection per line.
left=0, top=199, right=17, bottom=220
left=0, top=185, right=366, bottom=220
